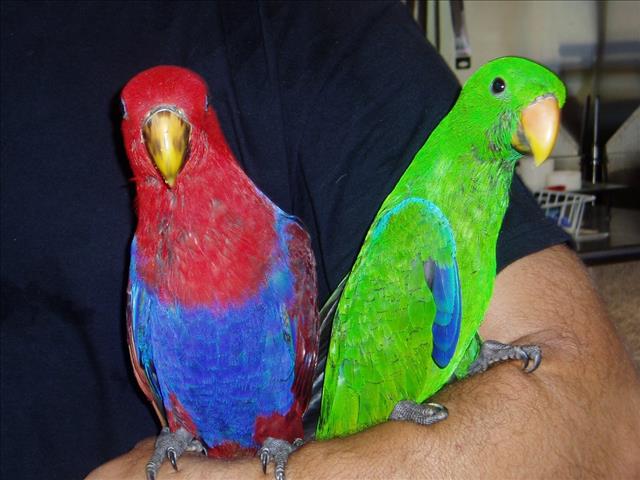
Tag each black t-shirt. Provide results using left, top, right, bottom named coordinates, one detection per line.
left=0, top=2, right=568, bottom=478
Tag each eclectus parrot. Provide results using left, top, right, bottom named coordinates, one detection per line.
left=120, top=66, right=318, bottom=479
left=314, top=57, right=566, bottom=440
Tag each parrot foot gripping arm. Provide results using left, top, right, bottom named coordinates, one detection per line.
left=389, top=400, right=449, bottom=425
left=145, top=426, right=206, bottom=480
left=258, top=437, right=304, bottom=480
left=466, top=340, right=542, bottom=377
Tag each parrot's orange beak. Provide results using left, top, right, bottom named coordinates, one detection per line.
left=143, top=108, right=191, bottom=187
left=511, top=95, right=560, bottom=166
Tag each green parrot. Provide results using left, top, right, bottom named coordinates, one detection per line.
left=315, top=57, right=566, bottom=440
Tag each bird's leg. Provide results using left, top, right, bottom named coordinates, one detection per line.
left=389, top=400, right=448, bottom=425
left=258, top=437, right=304, bottom=480
left=466, top=339, right=542, bottom=377
left=146, top=427, right=206, bottom=480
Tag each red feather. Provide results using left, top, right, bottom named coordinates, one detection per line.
left=121, top=66, right=276, bottom=307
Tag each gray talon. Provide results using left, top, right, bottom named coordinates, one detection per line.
left=524, top=347, right=542, bottom=373
left=389, top=400, right=449, bottom=425
left=168, top=448, right=178, bottom=470
left=467, top=340, right=543, bottom=377
left=521, top=354, right=530, bottom=372
left=185, top=439, right=207, bottom=455
left=145, top=427, right=199, bottom=479
left=258, top=437, right=302, bottom=480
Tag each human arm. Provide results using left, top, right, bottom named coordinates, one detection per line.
left=87, top=244, right=640, bottom=479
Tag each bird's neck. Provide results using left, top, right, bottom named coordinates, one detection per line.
left=423, top=150, right=515, bottom=224
left=387, top=128, right=518, bottom=258
left=134, top=153, right=278, bottom=307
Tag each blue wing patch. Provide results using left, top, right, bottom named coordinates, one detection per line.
left=128, top=252, right=166, bottom=419
left=425, top=258, right=462, bottom=368
left=374, top=197, right=462, bottom=370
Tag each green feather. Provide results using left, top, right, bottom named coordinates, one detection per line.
left=317, top=57, right=566, bottom=439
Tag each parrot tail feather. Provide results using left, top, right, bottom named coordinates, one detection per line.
left=318, top=276, right=348, bottom=322
left=302, top=276, right=348, bottom=437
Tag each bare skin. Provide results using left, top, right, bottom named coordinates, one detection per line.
left=87, top=246, right=640, bottom=479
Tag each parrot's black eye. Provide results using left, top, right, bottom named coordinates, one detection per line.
left=491, top=77, right=506, bottom=95
left=120, top=99, right=128, bottom=119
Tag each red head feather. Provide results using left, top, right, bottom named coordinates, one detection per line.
left=121, top=66, right=276, bottom=307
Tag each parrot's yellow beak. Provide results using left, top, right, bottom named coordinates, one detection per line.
left=511, top=96, right=560, bottom=166
left=143, top=108, right=191, bottom=188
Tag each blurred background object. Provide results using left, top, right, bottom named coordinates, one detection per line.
left=606, top=105, right=640, bottom=189
left=590, top=261, right=640, bottom=370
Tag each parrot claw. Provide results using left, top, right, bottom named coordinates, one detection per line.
left=389, top=400, right=449, bottom=425
left=145, top=427, right=204, bottom=480
left=466, top=340, right=542, bottom=377
left=260, top=449, right=269, bottom=474
left=257, top=437, right=303, bottom=480
left=167, top=448, right=178, bottom=471
left=524, top=346, right=542, bottom=373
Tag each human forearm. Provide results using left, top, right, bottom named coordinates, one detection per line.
left=290, top=342, right=638, bottom=479
left=88, top=246, right=640, bottom=479
left=289, top=246, right=640, bottom=478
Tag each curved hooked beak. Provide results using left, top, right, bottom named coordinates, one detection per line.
left=142, top=108, right=191, bottom=187
left=511, top=96, right=560, bottom=166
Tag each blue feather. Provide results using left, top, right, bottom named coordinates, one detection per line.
left=430, top=261, right=462, bottom=368
left=129, top=217, right=301, bottom=449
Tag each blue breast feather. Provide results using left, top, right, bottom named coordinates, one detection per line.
left=129, top=219, right=299, bottom=449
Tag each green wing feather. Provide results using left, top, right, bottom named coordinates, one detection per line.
left=317, top=198, right=462, bottom=439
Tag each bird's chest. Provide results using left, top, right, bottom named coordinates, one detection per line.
left=456, top=235, right=498, bottom=332
left=137, top=203, right=278, bottom=307
left=148, top=292, right=293, bottom=380
left=140, top=266, right=297, bottom=443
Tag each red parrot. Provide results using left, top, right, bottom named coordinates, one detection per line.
left=120, top=66, right=318, bottom=480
